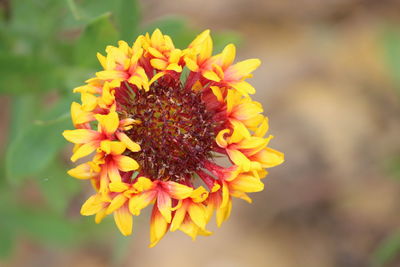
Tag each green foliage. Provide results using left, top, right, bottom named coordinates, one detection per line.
left=376, top=25, right=400, bottom=266
left=75, top=13, right=119, bottom=67
left=381, top=26, right=400, bottom=93
left=0, top=0, right=240, bottom=260
left=372, top=231, right=400, bottom=267
left=6, top=97, right=72, bottom=184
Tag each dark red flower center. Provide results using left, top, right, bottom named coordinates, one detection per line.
left=116, top=76, right=221, bottom=182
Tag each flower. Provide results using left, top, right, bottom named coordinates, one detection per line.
left=63, top=29, right=284, bottom=247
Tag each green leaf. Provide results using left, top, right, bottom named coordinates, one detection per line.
left=38, top=160, right=80, bottom=215
left=372, top=231, right=400, bottom=266
left=5, top=98, right=72, bottom=184
left=113, top=0, right=140, bottom=42
left=0, top=226, right=14, bottom=259
left=16, top=208, right=78, bottom=246
left=8, top=95, right=41, bottom=142
left=381, top=26, right=400, bottom=91
left=386, top=156, right=400, bottom=180
left=74, top=13, right=119, bottom=68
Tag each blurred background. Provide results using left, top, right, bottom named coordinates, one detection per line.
left=1, top=0, right=400, bottom=266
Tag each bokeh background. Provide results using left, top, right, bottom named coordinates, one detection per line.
left=1, top=0, right=400, bottom=266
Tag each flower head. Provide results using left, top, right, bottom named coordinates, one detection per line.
left=63, top=29, right=284, bottom=247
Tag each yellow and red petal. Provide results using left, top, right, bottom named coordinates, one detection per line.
left=156, top=191, right=172, bottom=223
left=95, top=112, right=119, bottom=136
left=114, top=205, right=133, bottom=236
left=116, top=132, right=141, bottom=152
left=149, top=205, right=169, bottom=248
left=81, top=194, right=105, bottom=216
left=129, top=190, right=156, bottom=215
left=170, top=202, right=187, bottom=232
left=163, top=181, right=193, bottom=199
left=63, top=129, right=101, bottom=144
left=71, top=142, right=98, bottom=162
left=67, top=163, right=98, bottom=179
left=107, top=193, right=128, bottom=214
left=114, top=155, right=140, bottom=172
left=188, top=203, right=207, bottom=230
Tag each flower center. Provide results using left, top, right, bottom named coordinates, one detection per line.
left=117, top=76, right=219, bottom=182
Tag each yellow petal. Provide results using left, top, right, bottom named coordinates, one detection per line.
left=107, top=162, right=122, bottom=183
left=188, top=203, right=207, bottom=229
left=96, top=70, right=126, bottom=80
left=253, top=148, right=285, bottom=168
left=81, top=195, right=104, bottom=216
left=230, top=120, right=250, bottom=143
left=216, top=199, right=232, bottom=227
left=228, top=58, right=261, bottom=79
left=109, top=182, right=129, bottom=192
left=71, top=142, right=97, bottom=162
left=71, top=102, right=94, bottom=126
left=133, top=176, right=154, bottom=192
left=101, top=82, right=116, bottom=106
left=220, top=182, right=230, bottom=209
left=166, top=63, right=182, bottom=72
left=96, top=112, right=119, bottom=136
left=178, top=219, right=198, bottom=240
left=96, top=52, right=107, bottom=69
left=228, top=80, right=256, bottom=96
left=169, top=49, right=182, bottom=63
left=63, top=129, right=100, bottom=144
left=198, top=35, right=213, bottom=62
left=220, top=44, right=236, bottom=69
left=203, top=70, right=221, bottom=82
left=147, top=46, right=164, bottom=58
left=188, top=29, right=210, bottom=49
left=230, top=174, right=264, bottom=193
left=150, top=58, right=168, bottom=70
left=157, top=191, right=172, bottom=223
left=67, top=163, right=98, bottom=179
left=149, top=206, right=168, bottom=248
left=100, top=140, right=126, bottom=155
left=184, top=57, right=199, bottom=72
left=231, top=102, right=263, bottom=121
left=237, top=136, right=267, bottom=151
left=170, top=203, right=187, bottom=232
left=107, top=194, right=128, bottom=214
left=81, top=93, right=97, bottom=112
left=114, top=155, right=139, bottom=172
left=128, top=190, right=156, bottom=215
left=150, top=29, right=164, bottom=47
left=164, top=181, right=193, bottom=199
left=114, top=205, right=133, bottom=236
left=210, top=86, right=223, bottom=102
left=227, top=149, right=251, bottom=172
left=95, top=208, right=108, bottom=224
left=190, top=186, right=209, bottom=203
left=215, top=129, right=230, bottom=148
left=254, top=117, right=269, bottom=137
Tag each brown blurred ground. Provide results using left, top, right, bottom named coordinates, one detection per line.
left=3, top=0, right=400, bottom=266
